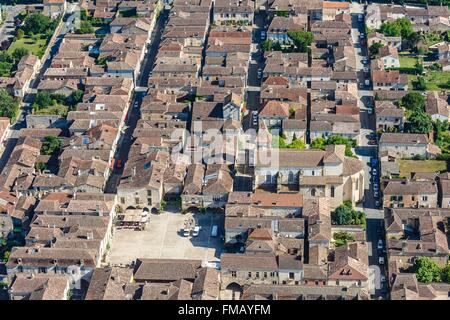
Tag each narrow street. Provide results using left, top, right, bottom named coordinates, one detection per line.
left=350, top=3, right=387, bottom=299
left=104, top=10, right=169, bottom=193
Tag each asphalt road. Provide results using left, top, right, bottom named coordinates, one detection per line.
left=242, top=11, right=267, bottom=131
left=104, top=10, right=169, bottom=194
left=350, top=3, right=387, bottom=298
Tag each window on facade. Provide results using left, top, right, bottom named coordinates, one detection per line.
left=231, top=271, right=236, bottom=277
left=135, top=198, right=140, bottom=204
left=256, top=272, right=260, bottom=278
left=336, top=280, right=339, bottom=285
left=266, top=173, right=271, bottom=183
left=422, top=196, right=428, bottom=201
left=289, top=272, right=295, bottom=279
left=311, top=188, right=316, bottom=197
left=120, top=197, right=125, bottom=204
left=331, top=186, right=335, bottom=198
left=248, top=272, right=252, bottom=278
left=263, top=272, right=267, bottom=278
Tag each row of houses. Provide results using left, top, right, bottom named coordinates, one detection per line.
left=2, top=0, right=163, bottom=300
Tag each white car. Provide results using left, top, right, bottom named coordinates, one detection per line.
left=367, top=108, right=373, bottom=115
left=205, top=261, right=221, bottom=270
left=252, top=111, right=258, bottom=126
left=377, top=239, right=384, bottom=250
left=192, top=226, right=200, bottom=237
left=182, top=229, right=190, bottom=237
left=260, top=31, right=266, bottom=40
left=133, top=101, right=139, bottom=108
left=380, top=275, right=386, bottom=283
left=379, top=256, right=385, bottom=265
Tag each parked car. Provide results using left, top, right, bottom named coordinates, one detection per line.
left=377, top=239, right=384, bottom=250
left=182, top=229, right=190, bottom=237
left=375, top=199, right=380, bottom=208
left=260, top=30, right=266, bottom=41
left=373, top=184, right=379, bottom=191
left=381, top=275, right=386, bottom=283
left=368, top=139, right=377, bottom=145
left=133, top=101, right=139, bottom=108
left=257, top=68, right=263, bottom=79
left=374, top=190, right=380, bottom=198
left=370, top=158, right=378, bottom=167
left=367, top=108, right=373, bottom=115
left=379, top=256, right=385, bottom=265
left=252, top=113, right=258, bottom=126
left=211, top=225, right=218, bottom=237
left=358, top=14, right=364, bottom=22
left=192, top=226, right=201, bottom=237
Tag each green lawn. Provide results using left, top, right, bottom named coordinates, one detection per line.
left=7, top=36, right=47, bottom=58
left=399, top=53, right=418, bottom=69
left=398, top=160, right=448, bottom=178
left=408, top=71, right=450, bottom=91
left=34, top=105, right=68, bottom=117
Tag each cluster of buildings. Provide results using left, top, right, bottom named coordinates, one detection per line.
left=1, top=0, right=449, bottom=302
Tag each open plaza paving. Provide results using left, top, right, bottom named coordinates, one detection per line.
left=107, top=209, right=224, bottom=265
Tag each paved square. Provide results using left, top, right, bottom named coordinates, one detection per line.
left=107, top=210, right=224, bottom=265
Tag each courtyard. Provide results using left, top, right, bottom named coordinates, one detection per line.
left=107, top=208, right=224, bottom=265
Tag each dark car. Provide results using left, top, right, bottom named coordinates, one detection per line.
left=368, top=139, right=377, bottom=145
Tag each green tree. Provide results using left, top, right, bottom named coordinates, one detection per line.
left=333, top=231, right=355, bottom=247
left=287, top=138, right=306, bottom=149
left=414, top=257, right=442, bottom=283
left=407, top=110, right=433, bottom=134
left=12, top=47, right=29, bottom=63
left=22, top=13, right=53, bottom=35
left=380, top=18, right=413, bottom=39
left=287, top=30, right=313, bottom=52
left=0, top=62, right=13, bottom=77
left=16, top=29, right=24, bottom=39
left=34, top=161, right=46, bottom=172
left=272, top=135, right=287, bottom=148
left=416, top=76, right=427, bottom=91
left=0, top=89, right=19, bottom=121
left=331, top=202, right=366, bottom=226
left=369, top=42, right=383, bottom=58
left=40, top=136, right=62, bottom=156
left=65, top=90, right=84, bottom=107
left=400, top=92, right=426, bottom=111
left=33, top=92, right=55, bottom=111
left=442, top=265, right=450, bottom=283
left=77, top=20, right=94, bottom=34
left=415, top=62, right=424, bottom=75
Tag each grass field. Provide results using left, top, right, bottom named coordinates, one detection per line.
left=398, top=160, right=448, bottom=178
left=7, top=36, right=47, bottom=58
left=399, top=53, right=418, bottom=68
left=408, top=71, right=450, bottom=91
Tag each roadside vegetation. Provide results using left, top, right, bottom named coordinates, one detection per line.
left=331, top=201, right=366, bottom=227
left=310, top=135, right=356, bottom=157
left=0, top=88, right=20, bottom=122
left=32, top=90, right=83, bottom=117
